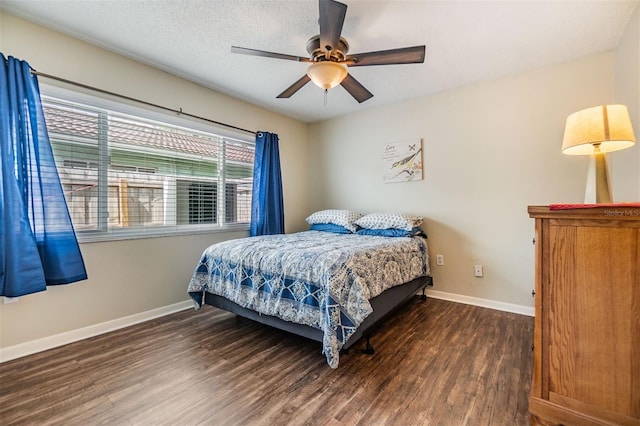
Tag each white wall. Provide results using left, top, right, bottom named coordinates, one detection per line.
left=309, top=52, right=619, bottom=309
left=0, top=12, right=310, bottom=351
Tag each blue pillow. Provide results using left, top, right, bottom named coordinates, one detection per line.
left=356, top=227, right=426, bottom=237
left=309, top=223, right=352, bottom=234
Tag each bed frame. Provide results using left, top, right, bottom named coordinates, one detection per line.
left=203, top=275, right=433, bottom=355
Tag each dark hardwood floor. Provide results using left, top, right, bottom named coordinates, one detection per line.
left=0, top=297, right=533, bottom=426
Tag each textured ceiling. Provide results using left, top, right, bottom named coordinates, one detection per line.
left=2, top=0, right=638, bottom=123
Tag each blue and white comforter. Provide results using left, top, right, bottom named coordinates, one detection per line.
left=188, top=230, right=430, bottom=368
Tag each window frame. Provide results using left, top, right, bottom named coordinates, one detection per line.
left=41, top=84, right=254, bottom=243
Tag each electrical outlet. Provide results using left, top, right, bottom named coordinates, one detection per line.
left=474, top=265, right=483, bottom=277
left=436, top=255, right=444, bottom=266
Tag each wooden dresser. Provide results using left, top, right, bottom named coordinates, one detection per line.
left=528, top=206, right=639, bottom=426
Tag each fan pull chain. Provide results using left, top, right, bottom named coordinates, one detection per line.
left=324, top=89, right=328, bottom=107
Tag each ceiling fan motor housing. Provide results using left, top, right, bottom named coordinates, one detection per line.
left=306, top=35, right=349, bottom=62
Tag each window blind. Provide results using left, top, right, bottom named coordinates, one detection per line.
left=42, top=96, right=254, bottom=242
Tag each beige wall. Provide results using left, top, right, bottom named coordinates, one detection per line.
left=309, top=52, right=619, bottom=308
left=614, top=5, right=640, bottom=199
left=2, top=7, right=638, bottom=352
left=0, top=12, right=310, bottom=349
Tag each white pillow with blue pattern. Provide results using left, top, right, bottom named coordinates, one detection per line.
left=306, top=209, right=362, bottom=233
left=354, top=212, right=423, bottom=231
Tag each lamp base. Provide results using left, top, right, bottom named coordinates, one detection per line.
left=584, top=152, right=612, bottom=204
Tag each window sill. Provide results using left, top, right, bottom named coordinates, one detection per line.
left=77, top=223, right=250, bottom=244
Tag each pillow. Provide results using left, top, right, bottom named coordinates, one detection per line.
left=309, top=223, right=352, bottom=234
left=356, top=227, right=425, bottom=237
left=355, top=212, right=423, bottom=231
left=305, top=209, right=362, bottom=233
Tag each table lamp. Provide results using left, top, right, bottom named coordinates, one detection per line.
left=562, top=104, right=636, bottom=203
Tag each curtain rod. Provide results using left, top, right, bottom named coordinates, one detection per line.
left=30, top=69, right=257, bottom=136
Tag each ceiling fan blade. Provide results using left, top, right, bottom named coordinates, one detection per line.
left=231, top=46, right=310, bottom=62
left=319, top=0, right=347, bottom=58
left=346, top=45, right=426, bottom=67
left=277, top=75, right=311, bottom=98
left=340, top=74, right=373, bottom=103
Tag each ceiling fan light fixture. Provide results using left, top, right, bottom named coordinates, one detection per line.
left=306, top=61, right=348, bottom=90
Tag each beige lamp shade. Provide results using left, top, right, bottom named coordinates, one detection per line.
left=562, top=104, right=636, bottom=155
left=307, top=61, right=348, bottom=90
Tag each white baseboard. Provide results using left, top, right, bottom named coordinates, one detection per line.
left=0, top=300, right=193, bottom=363
left=426, top=289, right=535, bottom=317
left=1, top=292, right=533, bottom=363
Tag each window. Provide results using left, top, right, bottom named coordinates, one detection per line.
left=42, top=95, right=255, bottom=241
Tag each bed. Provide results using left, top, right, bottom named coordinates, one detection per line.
left=188, top=211, right=432, bottom=368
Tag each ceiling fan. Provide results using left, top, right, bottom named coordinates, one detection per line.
left=230, top=0, right=426, bottom=103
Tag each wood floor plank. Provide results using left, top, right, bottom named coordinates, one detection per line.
left=0, top=297, right=533, bottom=425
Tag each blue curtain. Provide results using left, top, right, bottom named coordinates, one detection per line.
left=1, top=54, right=87, bottom=297
left=250, top=131, right=284, bottom=236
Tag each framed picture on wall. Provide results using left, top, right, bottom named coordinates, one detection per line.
left=382, top=139, right=423, bottom=183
